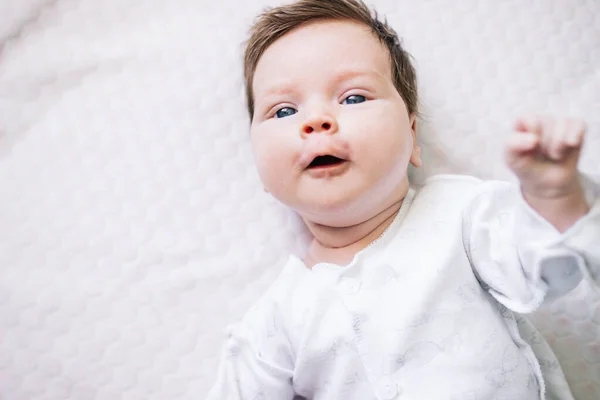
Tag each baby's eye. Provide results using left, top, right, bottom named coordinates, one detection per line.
left=275, top=107, right=297, bottom=119
left=342, top=95, right=366, bottom=105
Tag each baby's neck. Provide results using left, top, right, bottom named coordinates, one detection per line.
left=302, top=200, right=403, bottom=269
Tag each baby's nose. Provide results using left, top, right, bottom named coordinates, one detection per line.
left=302, top=114, right=338, bottom=135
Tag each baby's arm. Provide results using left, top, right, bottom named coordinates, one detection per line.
left=463, top=116, right=600, bottom=312
left=207, top=297, right=295, bottom=399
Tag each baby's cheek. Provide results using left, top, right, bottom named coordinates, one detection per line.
left=254, top=143, right=293, bottom=188
left=255, top=150, right=278, bottom=180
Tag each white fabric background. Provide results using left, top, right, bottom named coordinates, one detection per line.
left=0, top=0, right=598, bottom=399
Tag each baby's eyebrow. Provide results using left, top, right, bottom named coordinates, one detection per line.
left=259, top=84, right=298, bottom=99
left=332, top=69, right=385, bottom=84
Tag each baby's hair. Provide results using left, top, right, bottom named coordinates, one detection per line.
left=243, top=0, right=418, bottom=121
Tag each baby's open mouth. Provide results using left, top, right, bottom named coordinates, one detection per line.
left=308, top=155, right=346, bottom=169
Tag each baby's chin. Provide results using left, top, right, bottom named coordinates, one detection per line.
left=297, top=184, right=410, bottom=228
left=293, top=196, right=389, bottom=228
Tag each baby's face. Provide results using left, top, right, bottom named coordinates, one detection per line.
left=251, top=19, right=420, bottom=227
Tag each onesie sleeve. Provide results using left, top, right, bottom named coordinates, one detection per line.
left=462, top=173, right=600, bottom=313
left=207, top=295, right=296, bottom=400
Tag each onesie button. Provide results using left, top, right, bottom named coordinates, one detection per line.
left=339, top=276, right=361, bottom=295
left=376, top=376, right=400, bottom=399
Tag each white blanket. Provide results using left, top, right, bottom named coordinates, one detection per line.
left=0, top=0, right=598, bottom=399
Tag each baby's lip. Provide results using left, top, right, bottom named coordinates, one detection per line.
left=299, top=139, right=352, bottom=170
left=306, top=155, right=347, bottom=169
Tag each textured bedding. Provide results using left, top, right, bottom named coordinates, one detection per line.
left=0, top=0, right=598, bottom=399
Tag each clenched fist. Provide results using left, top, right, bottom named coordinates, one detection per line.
left=505, top=116, right=589, bottom=231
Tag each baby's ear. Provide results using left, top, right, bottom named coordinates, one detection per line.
left=409, top=114, right=418, bottom=136
left=409, top=114, right=422, bottom=168
left=410, top=147, right=422, bottom=168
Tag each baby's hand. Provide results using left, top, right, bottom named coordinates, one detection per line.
left=505, top=116, right=586, bottom=199
left=505, top=116, right=589, bottom=231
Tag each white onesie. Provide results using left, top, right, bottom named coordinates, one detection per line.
left=208, top=174, right=600, bottom=400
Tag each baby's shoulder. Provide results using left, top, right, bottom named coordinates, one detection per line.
left=409, top=174, right=515, bottom=217
left=418, top=173, right=513, bottom=198
left=268, top=255, right=314, bottom=299
left=414, top=174, right=482, bottom=205
left=422, top=173, right=482, bottom=189
left=240, top=255, right=312, bottom=322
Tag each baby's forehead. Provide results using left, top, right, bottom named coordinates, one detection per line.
left=253, top=20, right=393, bottom=89
left=267, top=19, right=382, bottom=53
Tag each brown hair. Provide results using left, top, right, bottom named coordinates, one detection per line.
left=243, top=0, right=418, bottom=121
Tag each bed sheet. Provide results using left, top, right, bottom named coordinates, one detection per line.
left=0, top=0, right=598, bottom=399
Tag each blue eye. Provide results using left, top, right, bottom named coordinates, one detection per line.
left=275, top=107, right=297, bottom=118
left=342, top=95, right=366, bottom=105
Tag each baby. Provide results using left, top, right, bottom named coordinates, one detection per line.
left=208, top=0, right=600, bottom=399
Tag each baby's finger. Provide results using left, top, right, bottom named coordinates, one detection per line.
left=548, top=138, right=572, bottom=161
left=506, top=131, right=539, bottom=154
left=514, top=116, right=543, bottom=135
left=565, top=120, right=586, bottom=147
left=540, top=117, right=557, bottom=154
left=545, top=118, right=567, bottom=160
